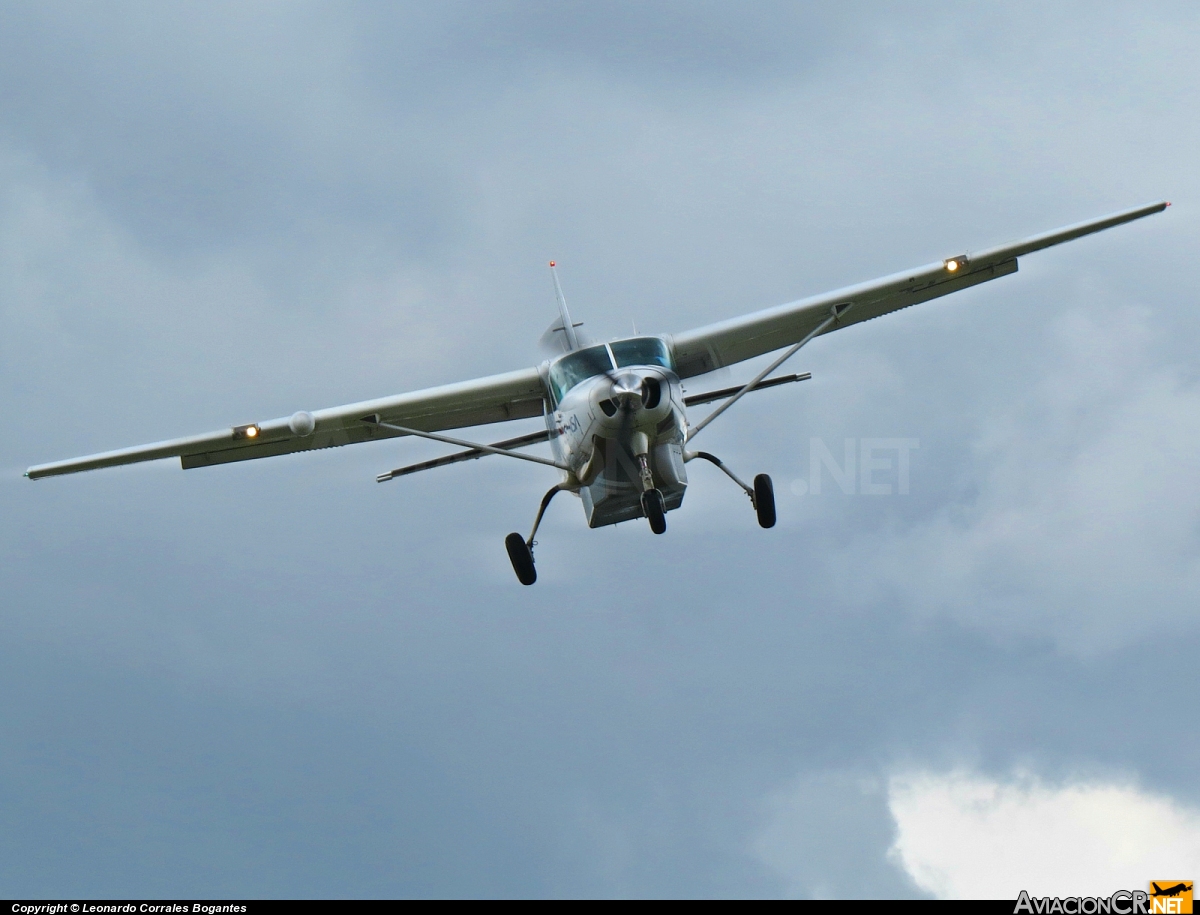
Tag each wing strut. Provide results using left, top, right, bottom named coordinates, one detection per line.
left=685, top=304, right=848, bottom=443
left=362, top=416, right=570, bottom=478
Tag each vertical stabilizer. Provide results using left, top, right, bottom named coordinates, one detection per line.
left=549, top=261, right=581, bottom=351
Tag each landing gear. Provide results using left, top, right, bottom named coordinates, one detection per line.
left=505, top=484, right=567, bottom=586
left=505, top=532, right=537, bottom=585
left=641, top=488, right=667, bottom=535
left=629, top=431, right=667, bottom=535
left=687, top=451, right=777, bottom=529
left=753, top=473, right=776, bottom=528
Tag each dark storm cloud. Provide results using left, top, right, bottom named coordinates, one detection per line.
left=2, top=0, right=1198, bottom=898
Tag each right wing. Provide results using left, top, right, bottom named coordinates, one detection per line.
left=669, top=201, right=1169, bottom=377
left=26, top=366, right=547, bottom=479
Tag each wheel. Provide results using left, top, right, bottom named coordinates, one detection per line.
left=753, top=474, right=776, bottom=528
left=505, top=532, right=537, bottom=585
left=641, top=488, right=667, bottom=535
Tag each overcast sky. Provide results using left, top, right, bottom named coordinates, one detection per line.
left=2, top=1, right=1198, bottom=899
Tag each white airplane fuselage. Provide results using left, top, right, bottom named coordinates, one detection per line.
left=542, top=338, right=688, bottom=528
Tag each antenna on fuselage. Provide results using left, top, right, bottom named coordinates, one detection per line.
left=549, top=261, right=580, bottom=351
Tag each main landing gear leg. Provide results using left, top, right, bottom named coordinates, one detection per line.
left=686, top=451, right=776, bottom=529
left=505, top=484, right=567, bottom=586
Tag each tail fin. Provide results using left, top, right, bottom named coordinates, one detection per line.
left=549, top=262, right=580, bottom=351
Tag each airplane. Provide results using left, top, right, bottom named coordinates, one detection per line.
left=1150, top=884, right=1192, bottom=898
left=25, top=201, right=1170, bottom=585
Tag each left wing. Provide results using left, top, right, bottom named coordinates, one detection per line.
left=26, top=366, right=546, bottom=479
left=669, top=201, right=1168, bottom=377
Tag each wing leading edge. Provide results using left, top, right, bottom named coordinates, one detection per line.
left=668, top=201, right=1168, bottom=377
left=25, top=366, right=545, bottom=479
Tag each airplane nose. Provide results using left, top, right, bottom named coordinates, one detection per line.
left=610, top=373, right=643, bottom=408
left=600, top=372, right=664, bottom=418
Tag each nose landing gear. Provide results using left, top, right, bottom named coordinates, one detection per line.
left=630, top=431, right=667, bottom=535
left=641, top=488, right=667, bottom=534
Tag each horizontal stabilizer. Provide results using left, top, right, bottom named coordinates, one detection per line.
left=683, top=373, right=810, bottom=407
left=538, top=318, right=588, bottom=355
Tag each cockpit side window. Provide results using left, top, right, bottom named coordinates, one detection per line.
left=610, top=337, right=672, bottom=370
left=548, top=344, right=614, bottom=402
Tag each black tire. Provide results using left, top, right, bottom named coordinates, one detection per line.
left=753, top=474, right=776, bottom=528
left=641, top=489, right=667, bottom=535
left=505, top=532, right=537, bottom=585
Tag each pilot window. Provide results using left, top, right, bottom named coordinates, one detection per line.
left=548, top=344, right=615, bottom=402
left=610, top=337, right=672, bottom=370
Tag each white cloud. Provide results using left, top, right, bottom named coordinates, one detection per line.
left=888, top=770, right=1200, bottom=899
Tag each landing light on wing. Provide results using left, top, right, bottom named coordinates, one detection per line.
left=944, top=256, right=968, bottom=272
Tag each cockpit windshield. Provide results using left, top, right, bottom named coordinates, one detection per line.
left=610, top=337, right=672, bottom=370
left=547, top=338, right=673, bottom=403
left=548, top=344, right=614, bottom=402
